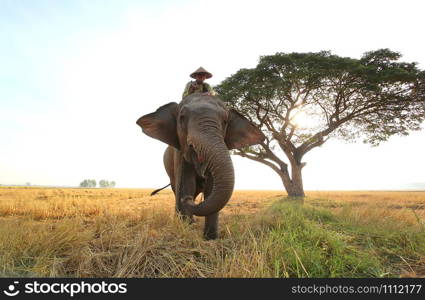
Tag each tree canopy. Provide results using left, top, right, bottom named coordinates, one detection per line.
left=79, top=179, right=97, bottom=188
left=99, top=180, right=116, bottom=188
left=216, top=49, right=425, bottom=196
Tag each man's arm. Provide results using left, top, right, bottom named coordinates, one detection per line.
left=205, top=83, right=217, bottom=96
left=182, top=82, right=191, bottom=98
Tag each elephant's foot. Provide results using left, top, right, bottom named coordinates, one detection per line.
left=203, top=230, right=218, bottom=240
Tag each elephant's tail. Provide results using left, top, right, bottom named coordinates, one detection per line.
left=150, top=183, right=171, bottom=196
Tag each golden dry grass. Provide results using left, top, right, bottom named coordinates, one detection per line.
left=0, top=187, right=424, bottom=278
left=0, top=187, right=277, bottom=221
left=306, top=190, right=425, bottom=224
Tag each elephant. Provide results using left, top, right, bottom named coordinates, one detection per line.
left=136, top=93, right=265, bottom=239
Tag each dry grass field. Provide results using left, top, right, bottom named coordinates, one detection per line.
left=0, top=187, right=424, bottom=278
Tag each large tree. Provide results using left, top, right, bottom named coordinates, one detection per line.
left=216, top=49, right=425, bottom=196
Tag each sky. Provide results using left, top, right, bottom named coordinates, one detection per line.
left=1, top=0, right=424, bottom=190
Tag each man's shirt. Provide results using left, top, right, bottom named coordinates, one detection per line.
left=182, top=81, right=216, bottom=98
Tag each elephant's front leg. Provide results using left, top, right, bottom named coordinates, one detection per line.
left=175, top=155, right=197, bottom=223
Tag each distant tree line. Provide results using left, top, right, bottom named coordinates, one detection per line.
left=99, top=180, right=116, bottom=188
left=79, top=179, right=116, bottom=188
left=79, top=179, right=97, bottom=188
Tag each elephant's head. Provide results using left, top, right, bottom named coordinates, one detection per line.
left=136, top=94, right=265, bottom=216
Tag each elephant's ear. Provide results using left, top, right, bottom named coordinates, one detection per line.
left=225, top=109, right=265, bottom=150
left=136, top=102, right=180, bottom=149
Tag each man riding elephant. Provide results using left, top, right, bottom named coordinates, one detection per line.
left=182, top=67, right=216, bottom=98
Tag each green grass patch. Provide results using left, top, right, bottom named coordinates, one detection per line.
left=259, top=198, right=425, bottom=277
left=255, top=200, right=385, bottom=277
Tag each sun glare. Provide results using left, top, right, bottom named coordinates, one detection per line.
left=290, top=109, right=315, bottom=128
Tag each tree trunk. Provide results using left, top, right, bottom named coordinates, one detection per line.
left=233, top=150, right=305, bottom=198
left=279, top=163, right=305, bottom=197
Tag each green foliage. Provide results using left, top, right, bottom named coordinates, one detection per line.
left=79, top=179, right=116, bottom=188
left=216, top=49, right=425, bottom=146
left=79, top=179, right=97, bottom=188
left=99, top=180, right=116, bottom=188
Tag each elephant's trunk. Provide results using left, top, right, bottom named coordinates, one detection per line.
left=186, top=132, right=234, bottom=217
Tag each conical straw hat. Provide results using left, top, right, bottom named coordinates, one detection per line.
left=190, top=67, right=213, bottom=79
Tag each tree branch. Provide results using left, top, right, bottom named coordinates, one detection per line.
left=234, top=151, right=284, bottom=175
